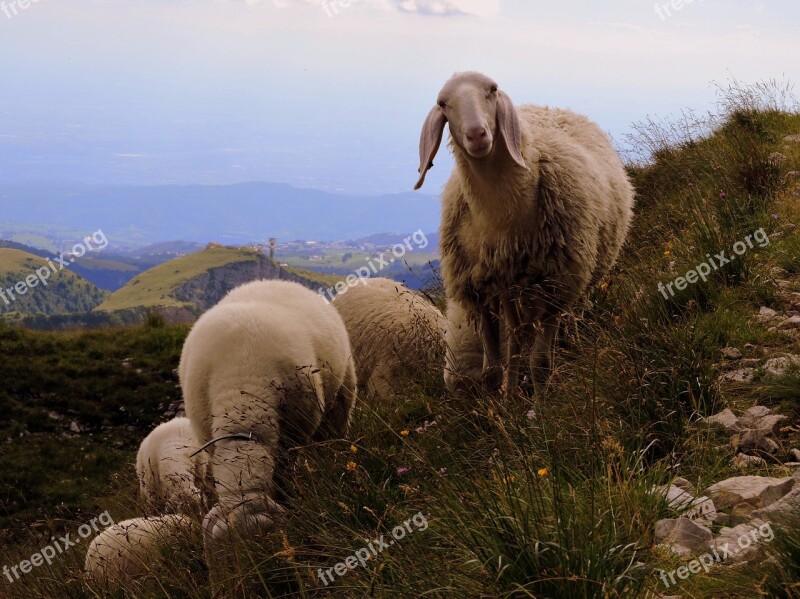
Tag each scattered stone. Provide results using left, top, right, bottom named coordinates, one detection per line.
left=751, top=487, right=800, bottom=527
left=47, top=411, right=62, bottom=421
left=776, top=280, right=792, bottom=290
left=69, top=421, right=83, bottom=434
left=754, top=415, right=788, bottom=436
left=657, top=485, right=718, bottom=524
left=792, top=449, right=800, bottom=461
left=655, top=517, right=713, bottom=558
left=711, top=521, right=769, bottom=563
left=757, top=307, right=778, bottom=323
left=769, top=152, right=788, bottom=165
left=722, top=347, right=743, bottom=361
left=719, top=369, right=756, bottom=384
left=732, top=429, right=780, bottom=456
left=685, top=496, right=718, bottom=525
left=706, top=408, right=741, bottom=432
left=733, top=453, right=767, bottom=469
left=714, top=513, right=749, bottom=527
left=763, top=355, right=800, bottom=377
left=784, top=134, right=800, bottom=143
left=122, top=358, right=133, bottom=368
left=778, top=316, right=800, bottom=331
left=706, top=476, right=795, bottom=515
left=741, top=406, right=772, bottom=421
left=672, top=477, right=694, bottom=493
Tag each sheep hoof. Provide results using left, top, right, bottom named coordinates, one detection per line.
left=203, top=497, right=285, bottom=546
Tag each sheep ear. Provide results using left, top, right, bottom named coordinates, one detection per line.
left=497, top=91, right=528, bottom=170
left=415, top=106, right=446, bottom=190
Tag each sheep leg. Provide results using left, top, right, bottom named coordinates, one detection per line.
left=530, top=314, right=559, bottom=396
left=478, top=306, right=503, bottom=391
left=314, top=361, right=357, bottom=442
left=500, top=296, right=524, bottom=398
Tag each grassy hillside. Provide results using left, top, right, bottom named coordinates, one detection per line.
left=1, top=83, right=799, bottom=598
left=0, top=249, right=107, bottom=317
left=0, top=320, right=188, bottom=533
left=97, top=246, right=267, bottom=312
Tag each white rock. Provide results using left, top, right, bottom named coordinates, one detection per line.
left=755, top=415, right=788, bottom=436
left=751, top=487, right=800, bottom=527
left=706, top=408, right=741, bottom=432
left=655, top=517, right=713, bottom=557
left=778, top=316, right=800, bottom=331
left=763, top=355, right=800, bottom=377
left=733, top=453, right=767, bottom=469
left=757, top=307, right=778, bottom=323
left=791, top=449, right=800, bottom=461
left=711, top=521, right=770, bottom=564
left=722, top=347, right=743, bottom=361
left=732, top=429, right=780, bottom=456
left=742, top=406, right=772, bottom=421
left=706, top=476, right=795, bottom=515
left=719, top=369, right=755, bottom=384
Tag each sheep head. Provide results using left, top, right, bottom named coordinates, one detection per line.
left=414, top=71, right=528, bottom=190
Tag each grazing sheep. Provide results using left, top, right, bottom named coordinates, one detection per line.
left=180, top=280, right=357, bottom=551
left=136, top=417, right=207, bottom=514
left=84, top=515, right=196, bottom=589
left=333, top=277, right=446, bottom=399
left=415, top=71, right=634, bottom=396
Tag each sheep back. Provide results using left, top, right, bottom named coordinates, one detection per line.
left=333, top=277, right=445, bottom=399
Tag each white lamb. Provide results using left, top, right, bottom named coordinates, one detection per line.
left=415, top=71, right=635, bottom=397
left=84, top=515, right=196, bottom=589
left=180, top=280, right=357, bottom=551
left=135, top=417, right=207, bottom=514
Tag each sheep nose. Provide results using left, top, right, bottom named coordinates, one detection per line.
left=465, top=127, right=488, bottom=143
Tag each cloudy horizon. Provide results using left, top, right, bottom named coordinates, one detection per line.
left=0, top=0, right=797, bottom=195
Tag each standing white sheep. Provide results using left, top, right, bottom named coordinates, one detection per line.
left=135, top=417, right=207, bottom=514
left=180, top=280, right=357, bottom=551
left=415, top=71, right=635, bottom=396
left=84, top=515, right=196, bottom=589
left=333, top=277, right=446, bottom=399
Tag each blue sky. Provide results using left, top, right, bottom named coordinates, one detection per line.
left=0, top=0, right=797, bottom=195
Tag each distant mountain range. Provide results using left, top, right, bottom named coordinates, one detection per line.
left=0, top=182, right=442, bottom=247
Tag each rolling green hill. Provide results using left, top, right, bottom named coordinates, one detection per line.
left=0, top=249, right=107, bottom=317
left=97, top=246, right=334, bottom=316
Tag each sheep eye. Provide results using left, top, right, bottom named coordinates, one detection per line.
left=438, top=100, right=446, bottom=108
left=490, top=85, right=498, bottom=93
